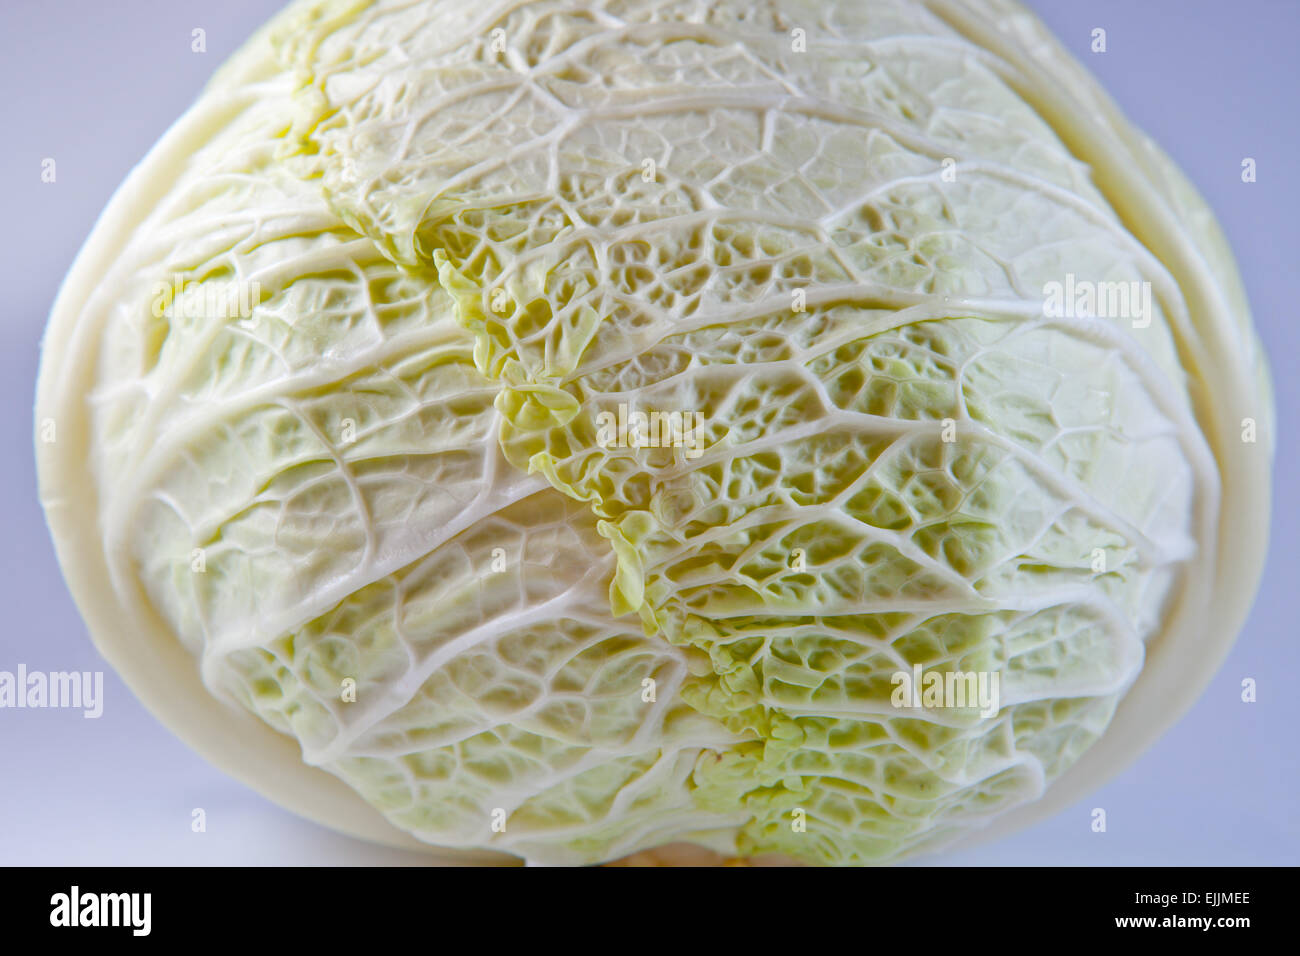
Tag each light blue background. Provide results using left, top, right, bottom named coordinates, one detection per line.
left=1, top=0, right=1295, bottom=865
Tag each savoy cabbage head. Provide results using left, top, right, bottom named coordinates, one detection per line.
left=36, top=0, right=1272, bottom=865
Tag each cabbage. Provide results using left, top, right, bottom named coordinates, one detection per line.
left=36, top=0, right=1272, bottom=866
